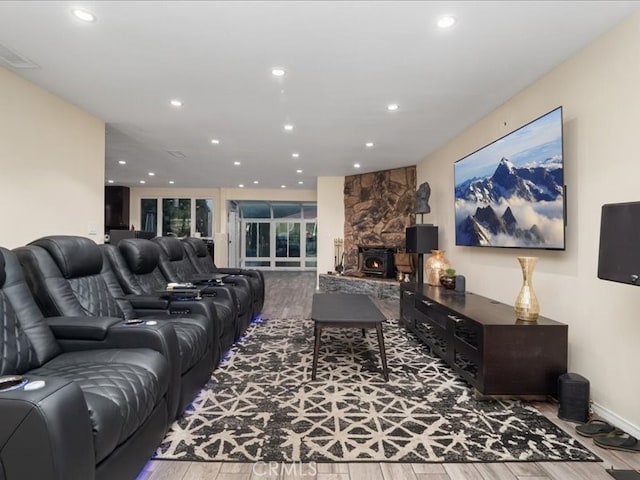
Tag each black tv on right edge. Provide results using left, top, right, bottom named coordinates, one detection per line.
left=454, top=106, right=565, bottom=249
left=598, top=201, right=640, bottom=286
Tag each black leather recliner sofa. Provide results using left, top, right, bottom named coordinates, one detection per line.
left=182, top=236, right=265, bottom=314
left=13, top=235, right=214, bottom=418
left=103, top=238, right=238, bottom=356
left=153, top=236, right=254, bottom=338
left=0, top=246, right=173, bottom=480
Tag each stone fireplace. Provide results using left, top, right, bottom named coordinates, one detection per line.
left=344, top=166, right=416, bottom=271
left=359, top=246, right=396, bottom=278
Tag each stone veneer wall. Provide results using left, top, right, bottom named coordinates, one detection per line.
left=318, top=274, right=400, bottom=300
left=343, top=166, right=416, bottom=271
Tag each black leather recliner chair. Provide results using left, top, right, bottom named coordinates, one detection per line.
left=182, top=236, right=265, bottom=314
left=14, top=235, right=214, bottom=418
left=0, top=247, right=172, bottom=480
left=153, top=236, right=254, bottom=338
left=103, top=238, right=238, bottom=356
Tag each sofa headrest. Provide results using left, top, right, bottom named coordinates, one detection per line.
left=183, top=237, right=208, bottom=258
left=118, top=239, right=159, bottom=274
left=29, top=236, right=102, bottom=279
left=153, top=237, right=184, bottom=261
left=0, top=248, right=7, bottom=287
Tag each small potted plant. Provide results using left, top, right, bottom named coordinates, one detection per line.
left=440, top=268, right=456, bottom=289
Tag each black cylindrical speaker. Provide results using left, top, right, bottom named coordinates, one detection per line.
left=406, top=225, right=438, bottom=253
left=558, top=372, right=590, bottom=423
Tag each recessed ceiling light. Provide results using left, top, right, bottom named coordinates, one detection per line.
left=253, top=180, right=259, bottom=184
left=118, top=160, right=126, bottom=165
left=296, top=169, right=303, bottom=174
left=281, top=185, right=287, bottom=188
left=292, top=153, right=300, bottom=158
left=211, top=139, right=220, bottom=144
left=387, top=104, right=399, bottom=111
left=148, top=172, right=155, bottom=176
left=271, top=67, right=286, bottom=77
left=437, top=15, right=456, bottom=29
left=107, top=179, right=114, bottom=184
left=72, top=9, right=96, bottom=22
left=354, top=163, right=361, bottom=169
left=139, top=180, right=146, bottom=184
left=283, top=124, right=294, bottom=131
left=298, top=181, right=304, bottom=185
left=169, top=180, right=175, bottom=184
left=170, top=99, right=183, bottom=107
left=233, top=161, right=241, bottom=166
left=365, top=142, right=374, bottom=147
left=238, top=184, right=244, bottom=188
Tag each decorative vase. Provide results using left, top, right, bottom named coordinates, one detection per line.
left=425, top=250, right=450, bottom=286
left=514, top=256, right=540, bottom=321
left=440, top=275, right=456, bottom=290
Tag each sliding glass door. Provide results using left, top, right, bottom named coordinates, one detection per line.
left=242, top=219, right=314, bottom=269
left=244, top=222, right=271, bottom=268
left=305, top=222, right=317, bottom=268
left=236, top=201, right=316, bottom=270
left=275, top=222, right=300, bottom=267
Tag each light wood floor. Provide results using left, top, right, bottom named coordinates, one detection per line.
left=139, top=272, right=639, bottom=480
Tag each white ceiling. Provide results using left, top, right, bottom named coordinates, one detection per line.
left=1, top=1, right=638, bottom=190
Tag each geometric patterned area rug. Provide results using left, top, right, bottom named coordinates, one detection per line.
left=155, top=317, right=599, bottom=463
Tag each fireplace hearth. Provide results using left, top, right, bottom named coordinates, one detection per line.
left=358, top=246, right=396, bottom=278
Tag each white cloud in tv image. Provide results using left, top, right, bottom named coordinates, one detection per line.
left=454, top=107, right=565, bottom=249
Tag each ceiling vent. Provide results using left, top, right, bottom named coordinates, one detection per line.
left=167, top=150, right=186, bottom=159
left=0, top=43, right=39, bottom=69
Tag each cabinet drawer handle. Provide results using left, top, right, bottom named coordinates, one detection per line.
left=421, top=299, right=433, bottom=306
left=447, top=314, right=463, bottom=323
left=404, top=291, right=414, bottom=296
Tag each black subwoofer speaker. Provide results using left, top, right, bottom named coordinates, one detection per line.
left=557, top=372, right=590, bottom=423
left=405, top=225, right=438, bottom=284
left=405, top=225, right=438, bottom=254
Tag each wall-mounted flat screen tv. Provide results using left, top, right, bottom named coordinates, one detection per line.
left=598, top=201, right=640, bottom=286
left=454, top=106, right=565, bottom=250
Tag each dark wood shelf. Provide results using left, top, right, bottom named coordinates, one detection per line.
left=400, top=283, right=568, bottom=396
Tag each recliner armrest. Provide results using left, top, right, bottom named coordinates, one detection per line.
left=125, top=294, right=170, bottom=310
left=0, top=376, right=95, bottom=480
left=189, top=273, right=228, bottom=284
left=46, top=316, right=122, bottom=341
left=199, top=285, right=241, bottom=316
left=197, top=284, right=235, bottom=303
left=166, top=298, right=221, bottom=343
left=214, top=268, right=244, bottom=275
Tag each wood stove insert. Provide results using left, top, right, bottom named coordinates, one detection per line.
left=358, top=246, right=396, bottom=278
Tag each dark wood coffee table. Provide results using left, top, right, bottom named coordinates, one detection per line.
left=311, top=293, right=389, bottom=381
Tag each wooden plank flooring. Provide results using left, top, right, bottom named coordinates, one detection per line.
left=140, top=272, right=637, bottom=479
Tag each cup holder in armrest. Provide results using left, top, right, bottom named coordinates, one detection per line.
left=124, top=319, right=145, bottom=325
left=0, top=375, right=28, bottom=392
left=123, top=319, right=159, bottom=326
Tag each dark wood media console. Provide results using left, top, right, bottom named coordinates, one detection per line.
left=400, top=283, right=567, bottom=396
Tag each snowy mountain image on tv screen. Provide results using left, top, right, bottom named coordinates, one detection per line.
left=454, top=107, right=565, bottom=249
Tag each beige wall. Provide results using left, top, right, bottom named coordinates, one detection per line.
left=0, top=66, right=105, bottom=248
left=417, top=14, right=640, bottom=433
left=130, top=186, right=316, bottom=266
left=316, top=177, right=346, bottom=287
